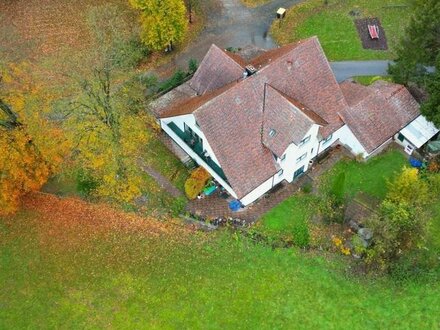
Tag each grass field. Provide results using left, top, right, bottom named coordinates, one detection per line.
left=271, top=0, right=412, bottom=61
left=353, top=75, right=393, bottom=86
left=1, top=193, right=440, bottom=329
left=257, top=150, right=407, bottom=246
left=322, top=150, right=407, bottom=199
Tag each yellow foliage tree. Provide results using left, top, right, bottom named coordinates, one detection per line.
left=64, top=67, right=154, bottom=203
left=0, top=63, right=69, bottom=215
left=128, top=0, right=188, bottom=51
left=184, top=167, right=211, bottom=199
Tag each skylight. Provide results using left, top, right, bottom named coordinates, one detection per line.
left=269, top=129, right=277, bottom=137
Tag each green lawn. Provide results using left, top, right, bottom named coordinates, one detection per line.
left=353, top=75, right=393, bottom=86
left=323, top=150, right=407, bottom=199
left=271, top=0, right=412, bottom=60
left=1, top=205, right=440, bottom=329
left=258, top=150, right=407, bottom=236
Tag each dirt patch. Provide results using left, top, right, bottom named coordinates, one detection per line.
left=17, top=192, right=194, bottom=252
left=0, top=0, right=134, bottom=58
left=354, top=18, right=388, bottom=50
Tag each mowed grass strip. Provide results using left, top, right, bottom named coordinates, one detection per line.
left=257, top=150, right=407, bottom=239
left=271, top=0, right=412, bottom=60
left=1, top=193, right=440, bottom=328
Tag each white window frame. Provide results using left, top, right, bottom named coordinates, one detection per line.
left=298, top=135, right=311, bottom=147
left=322, top=134, right=333, bottom=145
left=296, top=152, right=307, bottom=163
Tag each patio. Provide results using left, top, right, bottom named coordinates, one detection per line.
left=186, top=145, right=352, bottom=223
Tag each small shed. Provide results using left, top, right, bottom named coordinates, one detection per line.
left=277, top=8, right=286, bottom=19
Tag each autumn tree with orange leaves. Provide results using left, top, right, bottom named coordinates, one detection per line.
left=0, top=63, right=69, bottom=215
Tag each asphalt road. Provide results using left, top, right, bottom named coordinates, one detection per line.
left=330, top=60, right=393, bottom=82
left=162, top=0, right=394, bottom=81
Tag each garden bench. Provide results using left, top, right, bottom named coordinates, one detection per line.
left=368, top=24, right=379, bottom=39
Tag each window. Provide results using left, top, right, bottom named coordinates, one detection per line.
left=269, top=129, right=277, bottom=137
left=278, top=169, right=284, bottom=176
left=398, top=133, right=405, bottom=142
left=296, top=152, right=307, bottom=163
left=280, top=154, right=286, bottom=162
left=322, top=134, right=333, bottom=145
left=298, top=135, right=311, bottom=147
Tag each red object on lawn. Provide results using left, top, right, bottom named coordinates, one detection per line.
left=368, top=24, right=379, bottom=39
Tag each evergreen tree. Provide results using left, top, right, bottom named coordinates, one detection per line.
left=388, top=0, right=440, bottom=85
left=421, top=57, right=440, bottom=127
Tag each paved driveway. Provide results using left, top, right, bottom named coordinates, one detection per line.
left=173, top=0, right=300, bottom=68
left=165, top=0, right=392, bottom=80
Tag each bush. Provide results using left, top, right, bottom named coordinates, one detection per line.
left=76, top=170, right=98, bottom=197
left=184, top=167, right=211, bottom=199
left=302, top=182, right=313, bottom=194
left=158, top=70, right=189, bottom=92
left=291, top=219, right=310, bottom=248
left=188, top=58, right=198, bottom=74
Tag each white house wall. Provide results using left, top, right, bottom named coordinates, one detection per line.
left=240, top=175, right=275, bottom=206
left=277, top=124, right=321, bottom=182
left=335, top=125, right=367, bottom=157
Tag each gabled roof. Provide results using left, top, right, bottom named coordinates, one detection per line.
left=339, top=80, right=420, bottom=153
left=262, top=85, right=326, bottom=158
left=159, top=81, right=238, bottom=118
left=194, top=78, right=279, bottom=199
left=189, top=44, right=245, bottom=95
left=158, top=37, right=348, bottom=199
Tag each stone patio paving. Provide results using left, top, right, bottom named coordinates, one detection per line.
left=186, top=146, right=353, bottom=223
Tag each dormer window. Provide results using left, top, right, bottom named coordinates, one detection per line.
left=269, top=129, right=277, bottom=137
left=322, top=134, right=333, bottom=144
left=299, top=135, right=311, bottom=147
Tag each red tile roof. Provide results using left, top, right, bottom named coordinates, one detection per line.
left=189, top=44, right=245, bottom=95
left=262, top=85, right=326, bottom=158
left=339, top=80, right=420, bottom=153
left=158, top=37, right=348, bottom=198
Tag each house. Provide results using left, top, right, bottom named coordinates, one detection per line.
left=152, top=37, right=438, bottom=207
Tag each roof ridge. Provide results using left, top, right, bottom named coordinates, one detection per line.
left=267, top=84, right=328, bottom=126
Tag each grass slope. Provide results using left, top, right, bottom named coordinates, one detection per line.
left=259, top=150, right=407, bottom=236
left=271, top=0, right=412, bottom=60
left=1, top=193, right=440, bottom=329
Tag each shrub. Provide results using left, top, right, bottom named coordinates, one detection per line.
left=158, top=70, right=188, bottom=92
left=302, top=182, right=313, bottom=194
left=184, top=167, right=211, bottom=199
left=76, top=169, right=98, bottom=197
left=188, top=58, right=198, bottom=74
left=291, top=219, right=310, bottom=248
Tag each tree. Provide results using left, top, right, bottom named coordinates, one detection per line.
left=388, top=0, right=440, bottom=85
left=86, top=4, right=149, bottom=70
left=63, top=66, right=154, bottom=203
left=365, top=168, right=429, bottom=272
left=128, top=0, right=188, bottom=51
left=420, top=56, right=440, bottom=127
left=0, top=64, right=68, bottom=215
